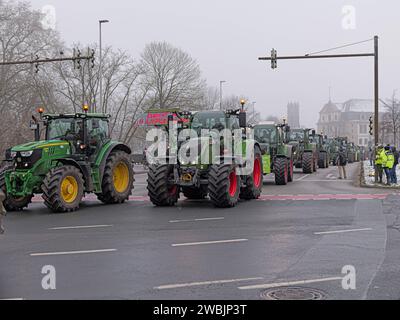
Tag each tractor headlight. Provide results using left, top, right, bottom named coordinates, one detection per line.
left=20, top=151, right=34, bottom=157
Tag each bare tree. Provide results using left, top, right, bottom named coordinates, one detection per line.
left=380, top=90, right=400, bottom=147
left=139, top=42, right=206, bottom=110
left=0, top=0, right=62, bottom=154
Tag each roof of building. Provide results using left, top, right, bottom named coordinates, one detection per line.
left=341, top=99, right=375, bottom=113
left=319, top=101, right=340, bottom=113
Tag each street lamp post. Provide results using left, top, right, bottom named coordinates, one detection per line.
left=219, top=80, right=226, bottom=110
left=99, top=19, right=109, bottom=113
left=252, top=101, right=256, bottom=122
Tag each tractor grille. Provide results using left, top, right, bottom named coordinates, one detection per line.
left=15, top=149, right=42, bottom=170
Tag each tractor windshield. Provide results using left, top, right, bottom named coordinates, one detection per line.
left=190, top=111, right=227, bottom=133
left=254, top=127, right=276, bottom=144
left=289, top=130, right=304, bottom=141
left=46, top=118, right=83, bottom=141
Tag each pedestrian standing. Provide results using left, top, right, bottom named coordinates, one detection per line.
left=369, top=147, right=374, bottom=167
left=375, top=145, right=384, bottom=183
left=391, top=147, right=398, bottom=185
left=0, top=189, right=6, bottom=234
left=382, top=146, right=394, bottom=186
left=336, top=147, right=348, bottom=179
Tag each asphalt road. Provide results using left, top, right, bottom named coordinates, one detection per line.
left=1, top=163, right=399, bottom=300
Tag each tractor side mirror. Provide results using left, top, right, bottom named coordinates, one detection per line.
left=239, top=111, right=246, bottom=128
left=285, top=125, right=291, bottom=133
left=312, top=129, right=316, bottom=136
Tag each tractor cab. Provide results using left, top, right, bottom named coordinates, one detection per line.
left=43, top=113, right=111, bottom=159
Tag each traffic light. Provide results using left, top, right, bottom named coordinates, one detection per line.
left=91, top=49, right=95, bottom=68
left=369, top=116, right=373, bottom=136
left=271, top=48, right=277, bottom=69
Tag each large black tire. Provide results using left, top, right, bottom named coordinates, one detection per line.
left=208, top=164, right=240, bottom=208
left=318, top=152, right=327, bottom=169
left=0, top=165, right=32, bottom=211
left=240, top=146, right=263, bottom=200
left=302, top=152, right=313, bottom=174
left=42, top=165, right=84, bottom=213
left=287, top=158, right=294, bottom=182
left=97, top=151, right=134, bottom=204
left=182, top=186, right=207, bottom=199
left=274, top=157, right=288, bottom=185
left=147, top=164, right=179, bottom=206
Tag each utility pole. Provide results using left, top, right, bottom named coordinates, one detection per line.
left=99, top=19, right=109, bottom=113
left=258, top=36, right=379, bottom=179
left=219, top=80, right=226, bottom=110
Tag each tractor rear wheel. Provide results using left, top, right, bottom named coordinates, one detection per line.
left=302, top=152, right=313, bottom=174
left=288, top=159, right=294, bottom=182
left=240, top=146, right=263, bottom=200
left=0, top=166, right=32, bottom=211
left=182, top=186, right=207, bottom=199
left=147, top=164, right=179, bottom=206
left=208, top=164, right=240, bottom=208
left=97, top=151, right=134, bottom=204
left=274, top=157, right=288, bottom=185
left=42, top=165, right=84, bottom=213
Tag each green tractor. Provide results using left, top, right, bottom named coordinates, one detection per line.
left=0, top=108, right=134, bottom=213
left=327, top=137, right=340, bottom=165
left=144, top=108, right=263, bottom=208
left=288, top=129, right=318, bottom=174
left=311, top=133, right=330, bottom=169
left=253, top=122, right=294, bottom=185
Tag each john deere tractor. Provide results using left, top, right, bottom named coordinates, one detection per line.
left=0, top=108, right=134, bottom=213
left=288, top=129, right=318, bottom=174
left=254, top=121, right=294, bottom=185
left=144, top=108, right=263, bottom=208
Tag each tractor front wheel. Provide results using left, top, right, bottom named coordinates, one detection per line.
left=42, top=165, right=84, bottom=213
left=240, top=146, right=263, bottom=200
left=97, top=151, right=134, bottom=204
left=147, top=164, right=179, bottom=206
left=302, top=152, right=313, bottom=174
left=0, top=166, right=32, bottom=211
left=208, top=164, right=240, bottom=208
left=274, top=157, right=288, bottom=185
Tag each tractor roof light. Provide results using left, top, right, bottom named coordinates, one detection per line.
left=83, top=105, right=89, bottom=112
left=38, top=107, right=44, bottom=114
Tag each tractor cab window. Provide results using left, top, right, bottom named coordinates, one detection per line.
left=289, top=131, right=304, bottom=141
left=255, top=127, right=276, bottom=144
left=47, top=118, right=84, bottom=141
left=87, top=118, right=110, bottom=149
left=191, top=112, right=227, bottom=133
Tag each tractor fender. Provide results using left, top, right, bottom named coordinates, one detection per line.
left=98, top=143, right=132, bottom=182
left=56, top=158, right=94, bottom=191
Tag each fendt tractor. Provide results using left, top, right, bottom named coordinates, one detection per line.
left=289, top=129, right=318, bottom=174
left=311, top=133, right=330, bottom=169
left=0, top=107, right=134, bottom=213
left=142, top=107, right=263, bottom=208
left=253, top=121, right=294, bottom=185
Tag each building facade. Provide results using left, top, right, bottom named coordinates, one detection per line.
left=317, top=99, right=383, bottom=147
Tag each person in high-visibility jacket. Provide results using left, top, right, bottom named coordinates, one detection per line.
left=375, top=145, right=384, bottom=183
left=382, top=146, right=394, bottom=185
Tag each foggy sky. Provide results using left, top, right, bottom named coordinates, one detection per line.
left=30, top=0, right=400, bottom=128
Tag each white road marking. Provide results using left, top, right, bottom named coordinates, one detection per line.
left=238, top=276, right=342, bottom=290
left=172, top=239, right=248, bottom=247
left=314, top=228, right=373, bottom=235
left=30, top=249, right=117, bottom=257
left=49, top=225, right=113, bottom=230
left=155, top=277, right=264, bottom=290
left=0, top=298, right=24, bottom=300
left=169, top=217, right=225, bottom=223
left=296, top=174, right=310, bottom=181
